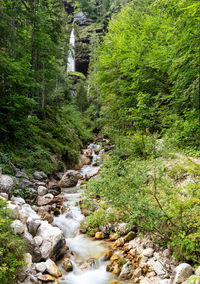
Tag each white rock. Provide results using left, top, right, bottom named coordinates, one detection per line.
left=173, top=263, right=193, bottom=284
left=24, top=253, right=32, bottom=269
left=18, top=210, right=29, bottom=224
left=34, top=236, right=43, bottom=247
left=36, top=221, right=65, bottom=260
left=119, top=261, right=133, bottom=279
left=159, top=280, right=171, bottom=284
left=147, top=258, right=168, bottom=277
left=11, top=219, right=25, bottom=234
left=20, top=203, right=40, bottom=220
left=0, top=174, right=15, bottom=197
left=37, top=193, right=54, bottom=206
left=163, top=249, right=170, bottom=258
left=143, top=248, right=154, bottom=258
left=11, top=196, right=25, bottom=205
left=37, top=186, right=48, bottom=196
left=115, top=222, right=129, bottom=235
left=35, top=262, right=46, bottom=273
left=195, top=267, right=200, bottom=276
left=7, top=202, right=20, bottom=219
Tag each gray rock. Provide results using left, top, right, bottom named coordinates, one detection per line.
left=27, top=218, right=41, bottom=237
left=34, top=236, right=43, bottom=247
left=147, top=258, right=168, bottom=277
left=59, top=170, right=79, bottom=187
left=11, top=219, right=25, bottom=234
left=20, top=203, right=40, bottom=220
left=173, top=263, right=193, bottom=284
left=13, top=167, right=28, bottom=179
left=37, top=186, right=47, bottom=196
left=74, top=11, right=93, bottom=26
left=11, top=196, right=25, bottom=205
left=0, top=174, right=15, bottom=198
left=23, top=230, right=42, bottom=263
left=119, top=261, right=133, bottom=280
left=33, top=171, right=47, bottom=181
left=19, top=178, right=34, bottom=189
left=163, top=249, right=170, bottom=258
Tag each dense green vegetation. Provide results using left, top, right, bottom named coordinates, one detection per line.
left=88, top=0, right=200, bottom=150
left=84, top=0, right=200, bottom=263
left=0, top=199, right=25, bottom=283
left=0, top=0, right=92, bottom=175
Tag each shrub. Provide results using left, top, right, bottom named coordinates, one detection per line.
left=0, top=199, right=26, bottom=284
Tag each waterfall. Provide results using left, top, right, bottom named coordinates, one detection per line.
left=67, top=27, right=75, bottom=72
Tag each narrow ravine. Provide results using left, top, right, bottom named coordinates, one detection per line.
left=53, top=144, right=113, bottom=284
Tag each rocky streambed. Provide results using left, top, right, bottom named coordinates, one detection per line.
left=0, top=141, right=200, bottom=284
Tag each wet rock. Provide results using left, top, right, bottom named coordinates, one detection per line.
left=37, top=194, right=54, bottom=206
left=45, top=258, right=62, bottom=277
left=59, top=170, right=78, bottom=187
left=173, top=263, right=193, bottom=284
left=11, top=219, right=25, bottom=234
left=38, top=186, right=48, bottom=196
left=27, top=218, right=41, bottom=237
left=124, top=231, right=136, bottom=242
left=103, top=250, right=113, bottom=261
left=0, top=173, right=15, bottom=198
left=112, top=238, right=124, bottom=249
left=37, top=274, right=55, bottom=281
left=36, top=221, right=66, bottom=260
left=33, top=171, right=47, bottom=181
left=95, top=232, right=105, bottom=239
left=62, top=258, right=73, bottom=272
left=48, top=184, right=61, bottom=196
left=143, top=248, right=154, bottom=258
left=35, top=262, right=47, bottom=273
left=119, top=261, right=133, bottom=280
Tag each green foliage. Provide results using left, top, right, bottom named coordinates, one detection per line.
left=88, top=0, right=200, bottom=148
left=0, top=198, right=26, bottom=283
left=86, top=133, right=200, bottom=263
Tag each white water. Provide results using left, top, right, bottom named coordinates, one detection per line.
left=67, top=27, right=75, bottom=72
left=53, top=144, right=112, bottom=284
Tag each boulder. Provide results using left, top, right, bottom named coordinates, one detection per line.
left=59, top=170, right=78, bottom=187
left=119, top=261, right=133, bottom=280
left=11, top=196, right=25, bottom=205
left=0, top=192, right=8, bottom=200
left=173, top=263, right=193, bottom=284
left=37, top=186, right=48, bottom=196
left=45, top=258, right=62, bottom=277
left=11, top=220, right=25, bottom=234
left=13, top=167, right=28, bottom=179
left=36, top=221, right=66, bottom=260
left=19, top=178, right=35, bottom=189
left=34, top=236, right=43, bottom=247
left=147, top=258, right=168, bottom=277
left=37, top=194, right=54, bottom=206
left=33, top=171, right=47, bottom=181
left=62, top=258, right=73, bottom=272
left=7, top=202, right=20, bottom=219
left=110, top=233, right=119, bottom=241
left=23, top=230, right=42, bottom=263
left=20, top=203, right=40, bottom=220
left=0, top=173, right=15, bottom=198
left=24, top=253, right=33, bottom=269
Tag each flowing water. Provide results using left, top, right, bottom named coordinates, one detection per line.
left=67, top=27, right=75, bottom=72
left=53, top=144, right=113, bottom=284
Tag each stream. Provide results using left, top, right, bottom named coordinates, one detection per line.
left=53, top=144, right=114, bottom=284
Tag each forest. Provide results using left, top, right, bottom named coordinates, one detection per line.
left=0, top=0, right=200, bottom=283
